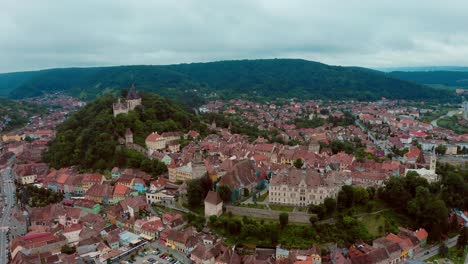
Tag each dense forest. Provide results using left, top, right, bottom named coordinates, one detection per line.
left=389, top=70, right=468, bottom=88
left=43, top=92, right=206, bottom=174
left=0, top=59, right=456, bottom=103
left=0, top=71, right=39, bottom=96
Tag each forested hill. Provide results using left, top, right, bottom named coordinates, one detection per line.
left=0, top=71, right=39, bottom=96
left=43, top=92, right=206, bottom=172
left=1, top=59, right=455, bottom=102
left=388, top=71, right=468, bottom=89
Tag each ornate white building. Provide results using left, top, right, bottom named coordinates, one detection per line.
left=269, top=168, right=342, bottom=207
left=113, top=84, right=142, bottom=117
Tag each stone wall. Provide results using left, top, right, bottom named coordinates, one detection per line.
left=225, top=205, right=315, bottom=223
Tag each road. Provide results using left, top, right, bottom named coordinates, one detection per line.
left=0, top=165, right=16, bottom=263
left=355, top=119, right=391, bottom=156
left=413, top=235, right=458, bottom=261
left=430, top=109, right=461, bottom=128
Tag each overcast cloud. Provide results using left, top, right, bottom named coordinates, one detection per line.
left=1, top=0, right=468, bottom=72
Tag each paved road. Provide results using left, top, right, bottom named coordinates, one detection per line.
left=413, top=235, right=458, bottom=261
left=355, top=119, right=391, bottom=156
left=431, top=109, right=461, bottom=128
left=0, top=166, right=16, bottom=263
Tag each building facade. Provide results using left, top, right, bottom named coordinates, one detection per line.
left=269, top=168, right=341, bottom=206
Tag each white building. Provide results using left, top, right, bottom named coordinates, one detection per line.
left=204, top=191, right=223, bottom=217
left=269, top=168, right=341, bottom=207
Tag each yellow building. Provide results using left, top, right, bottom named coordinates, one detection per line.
left=2, top=133, right=21, bottom=142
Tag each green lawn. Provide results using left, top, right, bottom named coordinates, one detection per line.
left=269, top=204, right=294, bottom=212
left=437, top=115, right=468, bottom=134
left=239, top=203, right=267, bottom=210
left=257, top=192, right=268, bottom=202
left=358, top=210, right=411, bottom=238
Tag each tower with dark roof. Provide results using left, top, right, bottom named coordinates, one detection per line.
left=113, top=84, right=142, bottom=117
left=126, top=84, right=142, bottom=110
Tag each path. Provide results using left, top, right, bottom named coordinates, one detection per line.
left=0, top=165, right=16, bottom=263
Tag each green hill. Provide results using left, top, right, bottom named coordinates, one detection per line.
left=43, top=92, right=206, bottom=173
left=1, top=59, right=455, bottom=102
left=388, top=71, right=468, bottom=89
left=0, top=71, right=39, bottom=97
left=0, top=98, right=46, bottom=132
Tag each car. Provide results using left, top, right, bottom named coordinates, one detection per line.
left=147, top=258, right=156, bottom=263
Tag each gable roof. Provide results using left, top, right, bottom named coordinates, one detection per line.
left=205, top=191, right=222, bottom=205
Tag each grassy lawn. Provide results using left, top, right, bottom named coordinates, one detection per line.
left=427, top=246, right=467, bottom=264
left=437, top=115, right=468, bottom=134
left=239, top=203, right=267, bottom=210
left=152, top=205, right=184, bottom=215
left=358, top=210, right=412, bottom=238
left=421, top=107, right=457, bottom=123
left=270, top=204, right=294, bottom=212
left=257, top=192, right=268, bottom=202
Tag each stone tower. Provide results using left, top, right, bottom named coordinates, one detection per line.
left=125, top=128, right=133, bottom=144
left=429, top=153, right=436, bottom=172
left=126, top=84, right=142, bottom=110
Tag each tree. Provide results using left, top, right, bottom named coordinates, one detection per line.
left=435, top=145, right=447, bottom=155
left=457, top=227, right=468, bottom=250
left=309, top=215, right=319, bottom=225
left=324, top=197, right=337, bottom=215
left=200, top=175, right=213, bottom=201
left=366, top=186, right=376, bottom=200
left=353, top=186, right=369, bottom=205
left=209, top=215, right=218, bottom=226
left=293, top=158, right=304, bottom=169
left=187, top=179, right=203, bottom=208
left=218, top=185, right=232, bottom=203
left=279, top=213, right=289, bottom=228
left=309, top=204, right=326, bottom=220
left=61, top=244, right=76, bottom=255
left=439, top=242, right=448, bottom=258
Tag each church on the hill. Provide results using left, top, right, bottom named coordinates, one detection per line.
left=113, top=84, right=142, bottom=117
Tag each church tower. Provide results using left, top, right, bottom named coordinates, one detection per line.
left=126, top=84, right=142, bottom=110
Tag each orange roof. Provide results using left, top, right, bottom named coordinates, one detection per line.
left=385, top=233, right=403, bottom=243
left=57, top=174, right=70, bottom=184
left=415, top=228, right=428, bottom=241
left=405, top=147, right=421, bottom=159
left=83, top=173, right=103, bottom=183
left=113, top=184, right=128, bottom=196
left=146, top=132, right=161, bottom=142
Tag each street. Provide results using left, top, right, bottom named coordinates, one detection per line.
left=0, top=165, right=16, bottom=263
left=413, top=235, right=459, bottom=261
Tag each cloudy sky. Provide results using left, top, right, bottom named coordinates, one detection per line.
left=2, top=0, right=468, bottom=72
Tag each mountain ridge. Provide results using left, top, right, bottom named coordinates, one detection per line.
left=0, top=59, right=456, bottom=102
